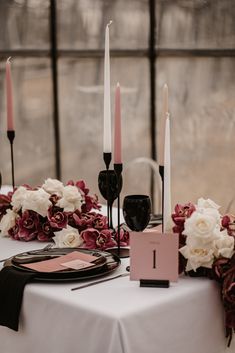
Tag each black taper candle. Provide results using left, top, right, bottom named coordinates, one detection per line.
left=114, top=163, right=123, bottom=257
left=7, top=130, right=15, bottom=189
left=159, top=165, right=164, bottom=232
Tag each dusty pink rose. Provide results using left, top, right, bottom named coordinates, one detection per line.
left=37, top=221, right=54, bottom=241
left=17, top=210, right=39, bottom=241
left=48, top=207, right=68, bottom=229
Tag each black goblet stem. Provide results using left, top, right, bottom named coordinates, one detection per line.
left=159, top=165, right=164, bottom=233
left=103, top=152, right=112, bottom=228
left=0, top=172, right=2, bottom=190
left=114, top=163, right=123, bottom=257
left=7, top=130, right=15, bottom=189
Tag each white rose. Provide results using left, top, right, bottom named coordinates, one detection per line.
left=183, top=211, right=220, bottom=244
left=22, top=188, right=52, bottom=217
left=11, top=186, right=28, bottom=211
left=53, top=226, right=83, bottom=248
left=197, top=198, right=220, bottom=210
left=180, top=244, right=215, bottom=272
left=56, top=185, right=82, bottom=212
left=42, top=178, right=64, bottom=197
left=0, top=209, right=18, bottom=236
left=214, top=235, right=234, bottom=259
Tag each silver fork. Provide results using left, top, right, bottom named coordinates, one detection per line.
left=0, top=243, right=53, bottom=263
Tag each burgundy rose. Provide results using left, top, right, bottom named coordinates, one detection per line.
left=114, top=228, right=130, bottom=246
left=172, top=202, right=196, bottom=235
left=212, top=257, right=230, bottom=282
left=96, top=229, right=116, bottom=250
left=71, top=211, right=95, bottom=231
left=222, top=215, right=235, bottom=239
left=76, top=180, right=89, bottom=195
left=0, top=193, right=12, bottom=221
left=37, top=221, right=54, bottom=241
left=49, top=194, right=60, bottom=206
left=8, top=221, right=20, bottom=240
left=48, top=206, right=68, bottom=229
left=92, top=213, right=108, bottom=230
left=81, top=228, right=100, bottom=249
left=17, top=210, right=39, bottom=241
left=82, top=194, right=100, bottom=213
left=81, top=228, right=116, bottom=250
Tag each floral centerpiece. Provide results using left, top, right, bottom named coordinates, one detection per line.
left=0, top=179, right=129, bottom=250
left=172, top=198, right=235, bottom=346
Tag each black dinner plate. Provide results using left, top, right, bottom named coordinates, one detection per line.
left=5, top=248, right=121, bottom=282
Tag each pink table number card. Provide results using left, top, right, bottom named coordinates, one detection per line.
left=130, top=232, right=179, bottom=282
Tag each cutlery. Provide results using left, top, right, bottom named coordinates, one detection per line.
left=0, top=243, right=53, bottom=263
left=71, top=272, right=129, bottom=291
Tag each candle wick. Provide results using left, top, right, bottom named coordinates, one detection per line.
left=107, top=20, right=113, bottom=27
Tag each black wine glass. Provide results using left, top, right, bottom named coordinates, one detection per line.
left=123, top=195, right=151, bottom=231
left=98, top=170, right=123, bottom=229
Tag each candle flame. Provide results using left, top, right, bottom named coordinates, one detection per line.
left=107, top=20, right=113, bottom=27
left=7, top=57, right=12, bottom=63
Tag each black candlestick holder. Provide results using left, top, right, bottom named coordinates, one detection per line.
left=159, top=164, right=164, bottom=232
left=103, top=152, right=112, bottom=226
left=112, top=163, right=129, bottom=258
left=7, top=130, right=15, bottom=189
left=98, top=169, right=122, bottom=229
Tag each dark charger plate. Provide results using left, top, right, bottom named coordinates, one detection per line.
left=5, top=247, right=121, bottom=282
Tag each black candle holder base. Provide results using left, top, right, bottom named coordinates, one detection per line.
left=106, top=247, right=130, bottom=258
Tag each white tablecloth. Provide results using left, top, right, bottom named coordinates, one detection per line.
left=0, top=237, right=234, bottom=353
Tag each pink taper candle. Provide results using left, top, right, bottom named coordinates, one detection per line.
left=6, top=57, right=14, bottom=131
left=114, top=82, right=122, bottom=164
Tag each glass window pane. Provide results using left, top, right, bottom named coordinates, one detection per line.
left=156, top=0, right=235, bottom=49
left=0, top=58, right=55, bottom=186
left=156, top=57, right=235, bottom=209
left=58, top=57, right=151, bottom=203
left=57, top=0, right=149, bottom=50
left=0, top=0, right=50, bottom=50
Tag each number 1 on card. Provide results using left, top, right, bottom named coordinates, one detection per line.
left=153, top=249, right=156, bottom=269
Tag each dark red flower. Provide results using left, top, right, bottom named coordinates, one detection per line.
left=172, top=202, right=196, bottom=237
left=0, top=194, right=12, bottom=221
left=81, top=228, right=116, bottom=250
left=70, top=211, right=95, bottom=231
left=8, top=221, right=20, bottom=240
left=114, top=228, right=130, bottom=246
left=92, top=213, right=108, bottom=230
left=48, top=206, right=68, bottom=229
left=37, top=221, right=54, bottom=241
left=17, top=210, right=39, bottom=241
left=82, top=194, right=100, bottom=213
left=222, top=215, right=235, bottom=239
